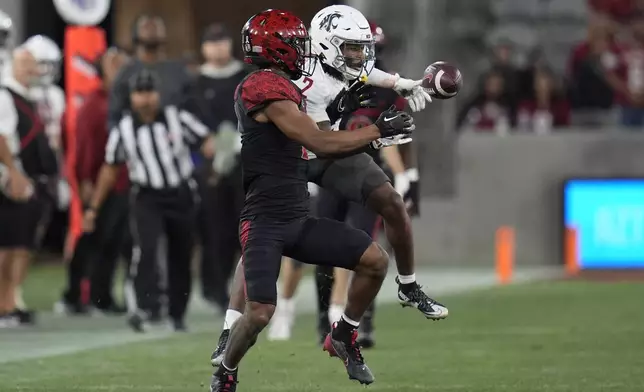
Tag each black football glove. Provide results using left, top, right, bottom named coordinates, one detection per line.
left=374, top=105, right=415, bottom=138
left=326, top=79, right=377, bottom=124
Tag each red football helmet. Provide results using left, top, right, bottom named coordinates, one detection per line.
left=369, top=21, right=386, bottom=47
left=241, top=9, right=316, bottom=80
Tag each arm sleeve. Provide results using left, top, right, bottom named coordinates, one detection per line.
left=0, top=89, right=18, bottom=138
left=366, top=67, right=397, bottom=89
left=240, top=71, right=301, bottom=115
left=104, top=127, right=126, bottom=165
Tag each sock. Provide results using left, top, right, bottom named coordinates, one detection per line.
left=278, top=297, right=295, bottom=315
left=14, top=287, right=26, bottom=310
left=398, top=274, right=416, bottom=285
left=328, top=304, right=344, bottom=325
left=223, top=309, right=242, bottom=330
left=332, top=314, right=360, bottom=342
left=221, top=362, right=238, bottom=372
left=405, top=168, right=419, bottom=182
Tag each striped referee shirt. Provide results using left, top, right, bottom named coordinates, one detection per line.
left=105, top=105, right=208, bottom=189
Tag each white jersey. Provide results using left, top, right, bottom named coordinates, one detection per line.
left=294, top=57, right=348, bottom=125
left=293, top=58, right=349, bottom=159
left=30, top=84, right=66, bottom=151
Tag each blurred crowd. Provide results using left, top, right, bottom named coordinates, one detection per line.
left=458, top=0, right=644, bottom=133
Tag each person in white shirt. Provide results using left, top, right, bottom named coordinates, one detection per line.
left=0, top=47, right=55, bottom=327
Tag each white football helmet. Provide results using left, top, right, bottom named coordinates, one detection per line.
left=310, top=5, right=375, bottom=80
left=23, top=35, right=62, bottom=85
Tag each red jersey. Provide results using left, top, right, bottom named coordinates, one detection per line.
left=235, top=70, right=309, bottom=221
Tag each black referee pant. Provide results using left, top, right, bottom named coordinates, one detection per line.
left=63, top=192, right=129, bottom=308
left=126, top=181, right=197, bottom=322
left=197, top=161, right=243, bottom=309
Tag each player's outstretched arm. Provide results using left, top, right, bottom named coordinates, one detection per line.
left=366, top=68, right=432, bottom=112
left=263, top=100, right=413, bottom=155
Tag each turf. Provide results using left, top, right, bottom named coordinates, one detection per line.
left=2, top=280, right=644, bottom=391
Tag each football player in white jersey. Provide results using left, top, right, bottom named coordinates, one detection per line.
left=210, top=4, right=448, bottom=365
left=268, top=9, right=421, bottom=341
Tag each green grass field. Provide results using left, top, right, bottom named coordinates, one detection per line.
left=1, top=279, right=643, bottom=391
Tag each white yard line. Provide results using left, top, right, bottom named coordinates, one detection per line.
left=0, top=267, right=560, bottom=364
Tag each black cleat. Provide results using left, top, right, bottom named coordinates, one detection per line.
left=12, top=309, right=36, bottom=325
left=127, top=312, right=148, bottom=333
left=210, top=329, right=230, bottom=367
left=209, top=366, right=238, bottom=392
left=323, top=324, right=375, bottom=385
left=397, top=277, right=449, bottom=320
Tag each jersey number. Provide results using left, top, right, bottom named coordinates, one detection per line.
left=301, top=77, right=314, bottom=95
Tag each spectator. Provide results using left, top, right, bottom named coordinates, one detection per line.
left=487, top=40, right=521, bottom=101
left=109, top=14, right=196, bottom=128
left=57, top=47, right=129, bottom=315
left=615, top=12, right=644, bottom=127
left=182, top=52, right=200, bottom=76
left=457, top=70, right=514, bottom=133
left=193, top=23, right=248, bottom=311
left=517, top=68, right=571, bottom=133
left=589, top=0, right=642, bottom=23
left=568, top=14, right=624, bottom=126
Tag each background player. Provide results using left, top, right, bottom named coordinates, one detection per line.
left=211, top=4, right=447, bottom=365
left=210, top=9, right=415, bottom=391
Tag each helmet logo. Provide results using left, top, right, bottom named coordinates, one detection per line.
left=318, top=12, right=342, bottom=32
left=243, top=35, right=251, bottom=52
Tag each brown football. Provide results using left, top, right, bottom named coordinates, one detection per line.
left=422, top=61, right=463, bottom=100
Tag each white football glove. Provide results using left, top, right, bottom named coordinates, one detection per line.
left=370, top=134, right=413, bottom=150
left=392, top=74, right=432, bottom=112
left=394, top=172, right=411, bottom=197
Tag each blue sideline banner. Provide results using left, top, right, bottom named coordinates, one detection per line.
left=563, top=178, right=644, bottom=269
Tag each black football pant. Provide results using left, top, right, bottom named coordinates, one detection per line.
left=127, top=182, right=197, bottom=321
left=63, top=192, right=129, bottom=308
left=197, top=161, right=243, bottom=308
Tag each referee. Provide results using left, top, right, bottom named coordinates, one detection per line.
left=84, top=69, right=213, bottom=332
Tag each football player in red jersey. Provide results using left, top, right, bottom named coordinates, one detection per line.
left=209, top=10, right=414, bottom=391
left=212, top=6, right=448, bottom=366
